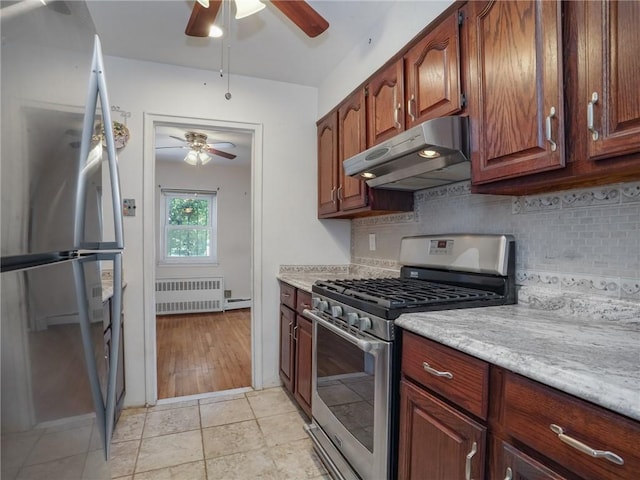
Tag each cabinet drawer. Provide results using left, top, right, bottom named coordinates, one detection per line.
left=279, top=282, right=296, bottom=310
left=503, top=371, right=640, bottom=480
left=401, top=331, right=489, bottom=419
left=296, top=290, right=312, bottom=316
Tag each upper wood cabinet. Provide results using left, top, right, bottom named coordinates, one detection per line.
left=337, top=89, right=369, bottom=211
left=317, top=112, right=339, bottom=216
left=404, top=11, right=463, bottom=129
left=467, top=0, right=565, bottom=185
left=366, top=59, right=405, bottom=147
left=317, top=92, right=413, bottom=219
left=585, top=0, right=640, bottom=162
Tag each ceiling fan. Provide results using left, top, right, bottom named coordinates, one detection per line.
left=185, top=0, right=329, bottom=38
left=156, top=131, right=237, bottom=165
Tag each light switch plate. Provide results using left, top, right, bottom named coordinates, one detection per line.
left=123, top=198, right=136, bottom=217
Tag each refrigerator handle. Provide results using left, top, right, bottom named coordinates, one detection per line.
left=74, top=35, right=124, bottom=250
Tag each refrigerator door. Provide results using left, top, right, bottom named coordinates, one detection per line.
left=0, top=254, right=122, bottom=479
left=1, top=4, right=122, bottom=261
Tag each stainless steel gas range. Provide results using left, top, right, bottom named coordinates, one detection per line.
left=303, top=234, right=516, bottom=480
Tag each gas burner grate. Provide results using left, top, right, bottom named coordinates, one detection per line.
left=318, top=278, right=501, bottom=309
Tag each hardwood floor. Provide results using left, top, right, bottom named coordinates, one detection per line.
left=156, top=309, right=251, bottom=399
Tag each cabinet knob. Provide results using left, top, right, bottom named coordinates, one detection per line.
left=587, top=91, right=599, bottom=141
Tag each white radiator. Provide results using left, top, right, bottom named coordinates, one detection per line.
left=155, top=277, right=224, bottom=314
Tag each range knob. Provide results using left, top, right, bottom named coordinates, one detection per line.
left=317, top=300, right=329, bottom=312
left=312, top=297, right=320, bottom=309
left=346, top=312, right=359, bottom=326
left=359, top=317, right=372, bottom=331
left=330, top=305, right=343, bottom=318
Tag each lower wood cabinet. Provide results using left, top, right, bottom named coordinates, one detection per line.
left=278, top=282, right=312, bottom=417
left=398, top=329, right=640, bottom=480
left=493, top=439, right=567, bottom=480
left=398, top=379, right=486, bottom=480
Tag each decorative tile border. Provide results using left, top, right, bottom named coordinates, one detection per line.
left=621, top=279, right=640, bottom=301
left=351, top=256, right=401, bottom=271
left=517, top=270, right=640, bottom=302
left=352, top=212, right=417, bottom=226
left=516, top=270, right=560, bottom=289
left=414, top=181, right=471, bottom=202
left=621, top=183, right=640, bottom=203
left=512, top=195, right=560, bottom=214
left=278, top=265, right=349, bottom=274
left=512, top=181, right=640, bottom=215
left=560, top=275, right=620, bottom=298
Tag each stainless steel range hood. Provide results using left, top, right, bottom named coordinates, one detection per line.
left=343, top=116, right=470, bottom=191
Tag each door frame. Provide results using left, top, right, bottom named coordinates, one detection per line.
left=142, top=113, right=263, bottom=404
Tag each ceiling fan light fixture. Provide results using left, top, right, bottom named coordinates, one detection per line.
left=184, top=150, right=199, bottom=166
left=234, top=0, right=265, bottom=19
left=208, top=24, right=224, bottom=38
left=198, top=151, right=212, bottom=165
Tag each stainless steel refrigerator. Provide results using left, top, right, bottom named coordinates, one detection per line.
left=1, top=2, right=124, bottom=478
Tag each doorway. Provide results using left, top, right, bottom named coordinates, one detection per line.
left=142, top=114, right=264, bottom=404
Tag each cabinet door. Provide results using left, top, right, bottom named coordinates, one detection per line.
left=585, top=0, right=640, bottom=161
left=398, top=379, right=486, bottom=480
left=495, top=440, right=567, bottom=480
left=279, top=304, right=295, bottom=393
left=338, top=90, right=368, bottom=211
left=405, top=11, right=462, bottom=128
left=468, top=0, right=564, bottom=184
left=293, top=314, right=312, bottom=418
left=317, top=112, right=339, bottom=217
left=366, top=59, right=404, bottom=147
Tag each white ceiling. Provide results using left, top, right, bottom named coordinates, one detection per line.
left=86, top=0, right=397, bottom=88
left=87, top=1, right=402, bottom=166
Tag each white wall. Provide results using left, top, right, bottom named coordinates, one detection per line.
left=155, top=161, right=252, bottom=300
left=318, top=0, right=453, bottom=117
left=103, top=56, right=350, bottom=406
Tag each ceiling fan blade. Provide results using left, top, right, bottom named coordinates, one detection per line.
left=185, top=0, right=222, bottom=37
left=207, top=148, right=237, bottom=160
left=270, top=0, right=329, bottom=38
left=156, top=146, right=188, bottom=150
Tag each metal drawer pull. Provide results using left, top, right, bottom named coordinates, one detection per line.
left=587, top=91, right=599, bottom=140
left=422, top=362, right=453, bottom=379
left=394, top=102, right=402, bottom=129
left=408, top=94, right=416, bottom=121
left=293, top=324, right=298, bottom=341
left=282, top=293, right=291, bottom=298
left=330, top=187, right=336, bottom=203
left=465, top=441, right=477, bottom=480
left=545, top=106, right=557, bottom=151
left=549, top=424, right=624, bottom=465
left=504, top=467, right=513, bottom=480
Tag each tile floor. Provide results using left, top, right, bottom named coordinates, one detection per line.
left=109, top=387, right=329, bottom=480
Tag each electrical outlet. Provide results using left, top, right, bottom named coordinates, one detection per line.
left=122, top=198, right=136, bottom=217
left=369, top=233, right=376, bottom=251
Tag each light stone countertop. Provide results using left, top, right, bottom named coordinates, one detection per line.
left=276, top=267, right=640, bottom=421
left=396, top=286, right=640, bottom=422
left=277, top=264, right=400, bottom=293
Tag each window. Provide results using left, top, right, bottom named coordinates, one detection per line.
left=160, top=191, right=217, bottom=264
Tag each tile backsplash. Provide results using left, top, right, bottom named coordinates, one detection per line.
left=352, top=181, right=640, bottom=302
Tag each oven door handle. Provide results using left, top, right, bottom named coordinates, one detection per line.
left=303, top=309, right=382, bottom=353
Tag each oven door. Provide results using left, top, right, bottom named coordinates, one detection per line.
left=304, top=309, right=392, bottom=480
